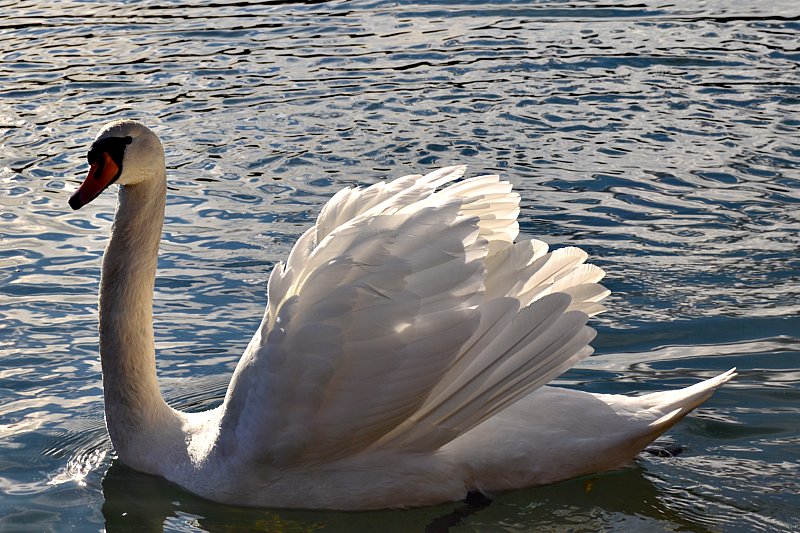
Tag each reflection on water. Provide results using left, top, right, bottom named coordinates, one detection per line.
left=1, top=0, right=799, bottom=531
left=98, top=462, right=696, bottom=533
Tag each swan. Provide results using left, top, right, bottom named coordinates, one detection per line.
left=68, top=119, right=735, bottom=510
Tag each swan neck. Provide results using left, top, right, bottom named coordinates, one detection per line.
left=99, top=169, right=178, bottom=466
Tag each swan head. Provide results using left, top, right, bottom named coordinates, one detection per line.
left=69, top=120, right=164, bottom=210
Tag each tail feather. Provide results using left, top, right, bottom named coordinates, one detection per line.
left=644, top=368, right=737, bottom=430
left=447, top=370, right=737, bottom=493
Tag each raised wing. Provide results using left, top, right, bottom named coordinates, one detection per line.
left=218, top=167, right=497, bottom=464
left=216, top=166, right=609, bottom=465
left=373, top=238, right=609, bottom=452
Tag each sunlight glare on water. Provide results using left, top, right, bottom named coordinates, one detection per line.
left=1, top=0, right=799, bottom=531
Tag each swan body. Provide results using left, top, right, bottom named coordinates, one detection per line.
left=69, top=119, right=735, bottom=510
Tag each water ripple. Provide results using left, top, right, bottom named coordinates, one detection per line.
left=1, top=0, right=799, bottom=530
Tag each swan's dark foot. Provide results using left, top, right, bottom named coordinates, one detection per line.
left=644, top=444, right=685, bottom=457
left=464, top=490, right=492, bottom=507
left=424, top=491, right=492, bottom=533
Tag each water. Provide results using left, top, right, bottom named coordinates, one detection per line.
left=1, top=0, right=798, bottom=531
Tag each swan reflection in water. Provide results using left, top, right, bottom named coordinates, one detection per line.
left=100, top=457, right=711, bottom=533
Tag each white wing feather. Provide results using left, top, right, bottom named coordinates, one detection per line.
left=217, top=166, right=609, bottom=465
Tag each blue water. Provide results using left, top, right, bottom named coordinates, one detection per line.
left=1, top=0, right=799, bottom=531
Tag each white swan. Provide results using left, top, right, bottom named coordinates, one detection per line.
left=68, top=119, right=735, bottom=510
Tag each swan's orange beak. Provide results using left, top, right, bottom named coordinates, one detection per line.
left=69, top=152, right=120, bottom=210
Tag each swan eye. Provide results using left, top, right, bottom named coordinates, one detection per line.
left=87, top=135, right=133, bottom=165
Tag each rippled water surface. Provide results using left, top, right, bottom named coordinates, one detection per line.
left=1, top=0, right=799, bottom=531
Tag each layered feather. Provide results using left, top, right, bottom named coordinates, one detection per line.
left=217, top=166, right=610, bottom=465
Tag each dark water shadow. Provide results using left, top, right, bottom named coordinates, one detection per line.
left=100, top=457, right=717, bottom=533
left=101, top=460, right=469, bottom=533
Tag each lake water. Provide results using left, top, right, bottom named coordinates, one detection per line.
left=1, top=0, right=799, bottom=531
